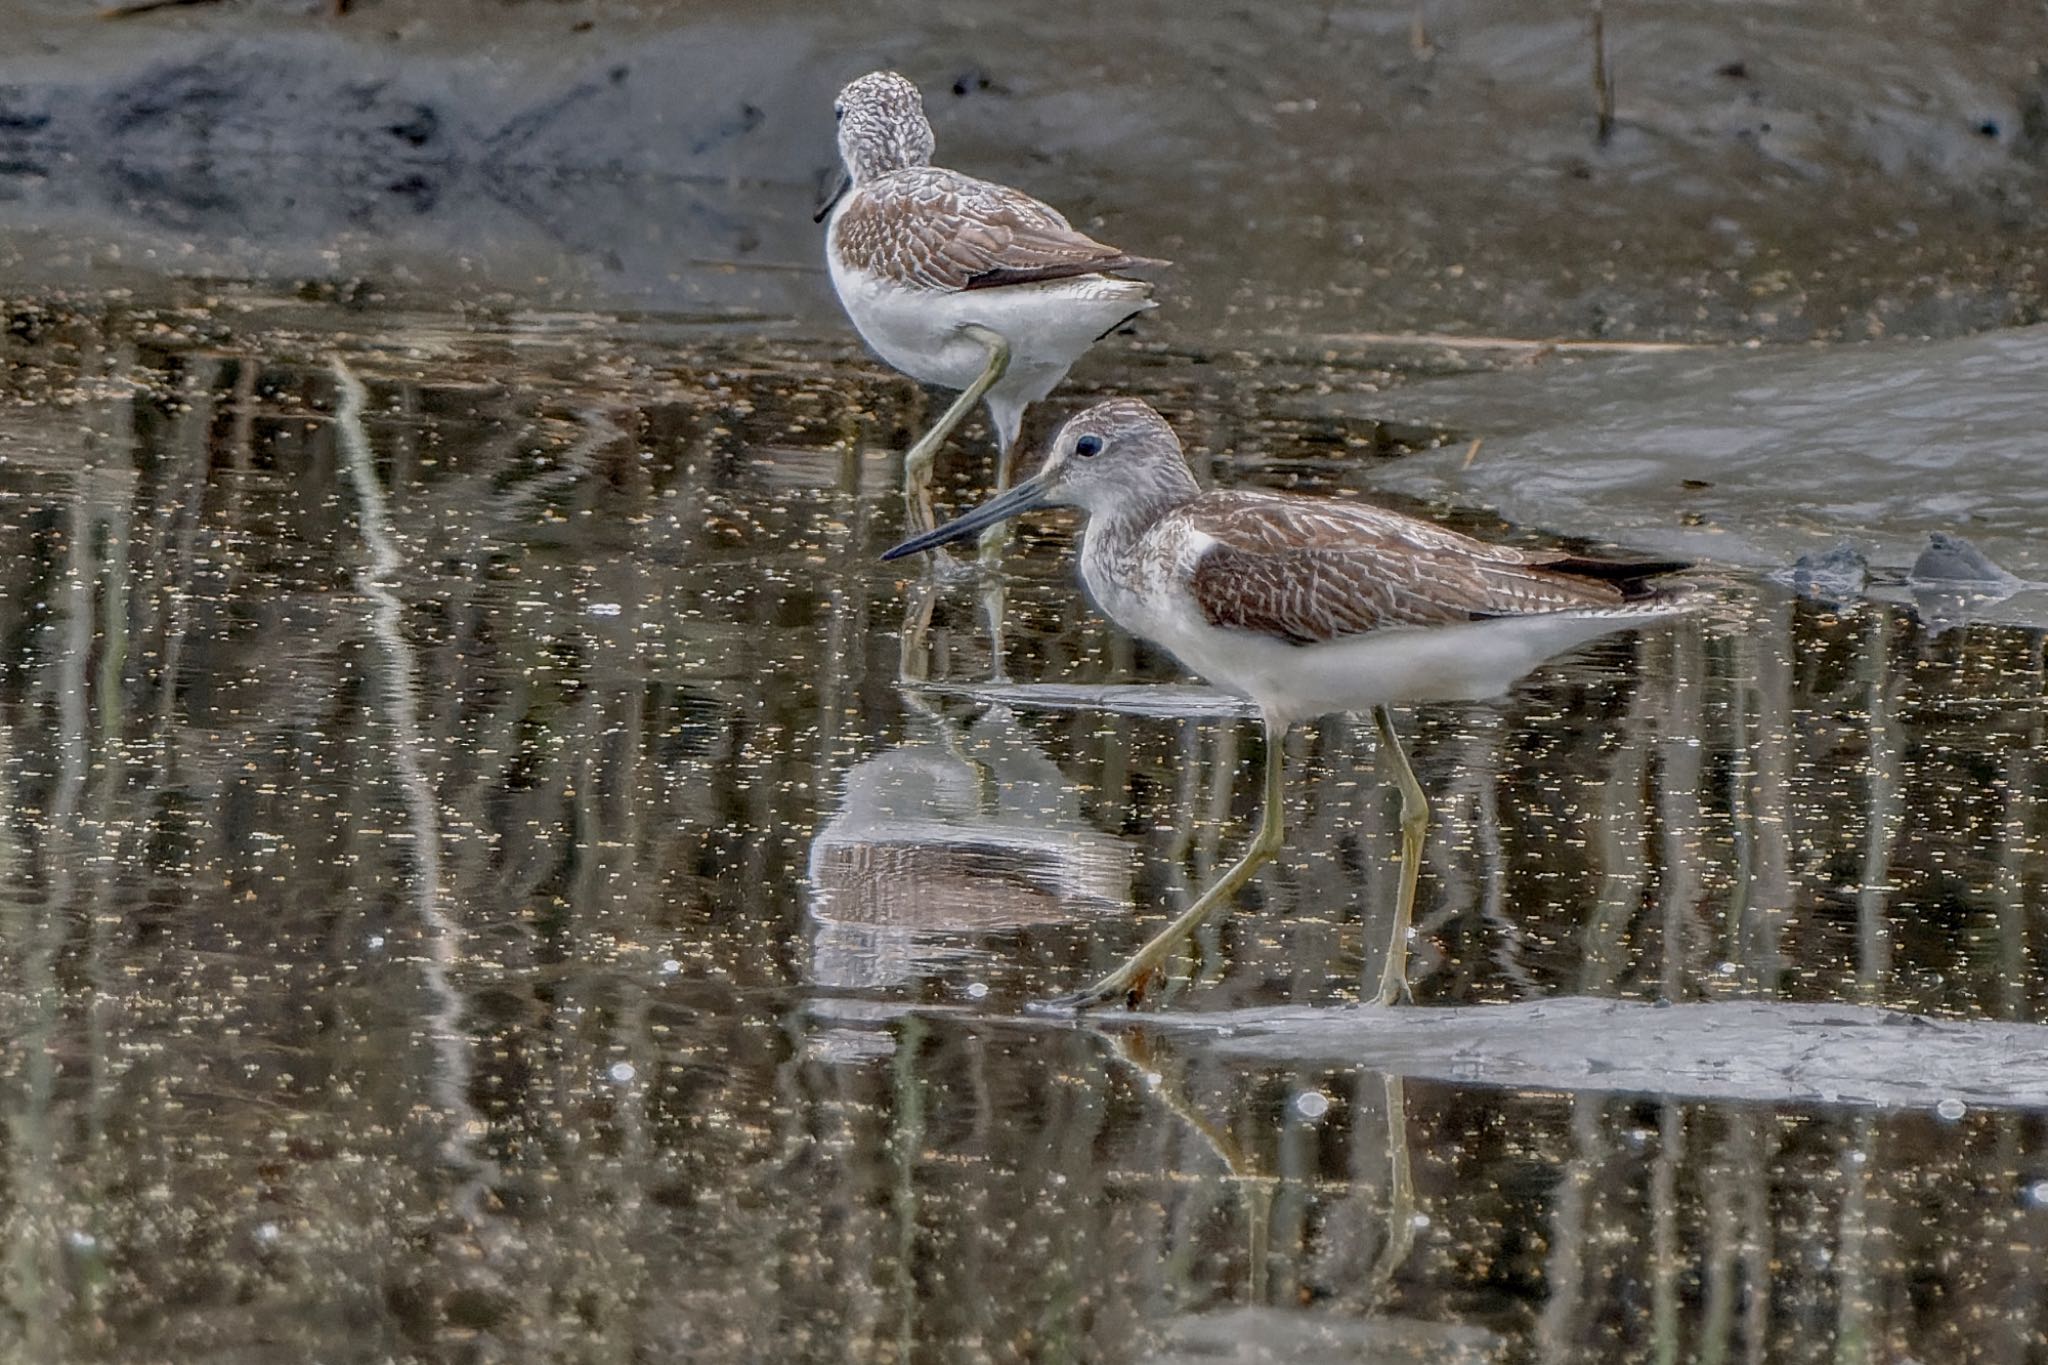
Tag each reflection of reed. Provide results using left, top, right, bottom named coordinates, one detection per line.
left=332, top=360, right=488, bottom=1202
left=1536, top=1096, right=1599, bottom=1361
left=1738, top=597, right=1795, bottom=991
left=0, top=314, right=2041, bottom=1360
left=1581, top=678, right=1655, bottom=995
left=1992, top=637, right=2043, bottom=1020
left=1856, top=612, right=1902, bottom=1002
left=8, top=468, right=100, bottom=1349
left=1654, top=624, right=1706, bottom=999
left=1833, top=1114, right=1876, bottom=1365
left=1650, top=1099, right=1684, bottom=1365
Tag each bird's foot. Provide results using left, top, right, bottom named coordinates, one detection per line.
left=1030, top=962, right=1160, bottom=1014
left=1368, top=974, right=1416, bottom=1009
left=926, top=546, right=979, bottom=584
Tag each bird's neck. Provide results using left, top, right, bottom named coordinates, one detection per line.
left=1081, top=481, right=1200, bottom=557
left=850, top=147, right=930, bottom=185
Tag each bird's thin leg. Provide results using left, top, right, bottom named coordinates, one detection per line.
left=976, top=398, right=1024, bottom=671
left=1373, top=704, right=1429, bottom=1007
left=900, top=323, right=1010, bottom=532
left=896, top=577, right=939, bottom=683
left=994, top=426, right=1018, bottom=493
left=978, top=415, right=1020, bottom=565
left=1041, top=715, right=1289, bottom=1010
left=978, top=577, right=1010, bottom=683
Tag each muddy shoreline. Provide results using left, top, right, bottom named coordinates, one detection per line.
left=3, top=0, right=2046, bottom=342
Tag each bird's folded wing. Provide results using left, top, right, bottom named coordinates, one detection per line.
left=1184, top=496, right=1622, bottom=645
left=834, top=168, right=1164, bottom=292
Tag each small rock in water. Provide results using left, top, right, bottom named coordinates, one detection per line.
left=1908, top=531, right=2019, bottom=588
left=1770, top=542, right=1868, bottom=602
left=1907, top=532, right=2025, bottom=635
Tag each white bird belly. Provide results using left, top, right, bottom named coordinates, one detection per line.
left=828, top=258, right=1154, bottom=394
left=1138, top=599, right=1683, bottom=724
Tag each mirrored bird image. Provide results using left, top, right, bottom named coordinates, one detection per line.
left=820, top=71, right=1167, bottom=539
left=884, top=398, right=1694, bottom=1008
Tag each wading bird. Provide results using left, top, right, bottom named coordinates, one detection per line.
left=884, top=399, right=1691, bottom=1008
left=819, top=71, right=1165, bottom=538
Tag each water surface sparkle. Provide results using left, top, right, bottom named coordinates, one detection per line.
left=0, top=298, right=2041, bottom=1363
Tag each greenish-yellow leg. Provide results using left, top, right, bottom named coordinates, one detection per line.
left=896, top=578, right=939, bottom=683
left=977, top=434, right=1018, bottom=565
left=1372, top=704, right=1429, bottom=1007
left=901, top=323, right=1010, bottom=533
left=1043, top=715, right=1289, bottom=1010
left=975, top=421, right=1017, bottom=675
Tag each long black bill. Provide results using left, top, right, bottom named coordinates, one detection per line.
left=812, top=173, right=852, bottom=224
left=881, top=478, right=1052, bottom=560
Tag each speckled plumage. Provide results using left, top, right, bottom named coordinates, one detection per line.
left=823, top=72, right=1164, bottom=466
left=888, top=398, right=1691, bottom=723
left=881, top=399, right=1699, bottom=1009
left=832, top=165, right=1162, bottom=293
left=1182, top=492, right=1630, bottom=643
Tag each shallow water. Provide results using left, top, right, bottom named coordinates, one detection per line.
left=1355, top=325, right=2048, bottom=608
left=0, top=297, right=2043, bottom=1363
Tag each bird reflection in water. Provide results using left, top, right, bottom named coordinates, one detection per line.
left=1098, top=1029, right=1502, bottom=1362
left=806, top=704, right=1131, bottom=993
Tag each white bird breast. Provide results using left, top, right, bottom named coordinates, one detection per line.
left=827, top=248, right=1154, bottom=398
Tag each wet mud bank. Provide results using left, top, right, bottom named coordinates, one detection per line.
left=2, top=0, right=2047, bottom=341
left=1346, top=323, right=2048, bottom=598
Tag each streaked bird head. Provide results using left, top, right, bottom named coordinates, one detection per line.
left=834, top=71, right=935, bottom=183
left=1031, top=400, right=1199, bottom=517
left=881, top=399, right=1200, bottom=561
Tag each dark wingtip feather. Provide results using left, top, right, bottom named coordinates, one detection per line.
left=961, top=254, right=1172, bottom=291
left=1551, top=555, right=1693, bottom=598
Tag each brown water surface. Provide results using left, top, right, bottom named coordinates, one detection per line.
left=0, top=296, right=2042, bottom=1363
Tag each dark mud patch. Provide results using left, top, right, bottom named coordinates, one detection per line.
left=3, top=0, right=2048, bottom=339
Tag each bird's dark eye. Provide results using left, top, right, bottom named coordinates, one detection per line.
left=834, top=105, right=846, bottom=122
left=1075, top=435, right=1104, bottom=458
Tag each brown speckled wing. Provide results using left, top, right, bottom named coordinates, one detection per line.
left=834, top=167, right=1165, bottom=292
left=1184, top=492, right=1626, bottom=644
